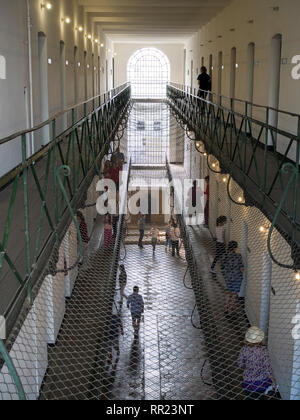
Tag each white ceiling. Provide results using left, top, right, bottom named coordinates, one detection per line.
left=79, top=0, right=231, bottom=43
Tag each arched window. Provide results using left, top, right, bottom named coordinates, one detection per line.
left=127, top=48, right=170, bottom=99
left=0, top=55, right=6, bottom=80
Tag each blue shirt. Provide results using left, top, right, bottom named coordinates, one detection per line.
left=127, top=293, right=144, bottom=315
left=139, top=218, right=146, bottom=231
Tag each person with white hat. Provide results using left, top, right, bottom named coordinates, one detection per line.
left=237, top=327, right=276, bottom=400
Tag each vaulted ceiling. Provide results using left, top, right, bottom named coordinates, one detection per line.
left=79, top=0, right=230, bottom=43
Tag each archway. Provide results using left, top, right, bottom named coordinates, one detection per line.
left=127, top=48, right=170, bottom=99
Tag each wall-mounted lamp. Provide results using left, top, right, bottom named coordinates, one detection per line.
left=65, top=60, right=69, bottom=66
left=87, top=34, right=92, bottom=40
left=62, top=17, right=71, bottom=24
left=48, top=58, right=52, bottom=65
left=95, top=39, right=99, bottom=44
left=100, top=43, right=104, bottom=48
left=295, top=272, right=300, bottom=281
left=41, top=2, right=52, bottom=10
left=78, top=62, right=81, bottom=67
left=77, top=26, right=83, bottom=32
left=222, top=177, right=228, bottom=183
left=259, top=225, right=270, bottom=233
left=236, top=63, right=239, bottom=69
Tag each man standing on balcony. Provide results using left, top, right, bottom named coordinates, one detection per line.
left=197, top=66, right=211, bottom=100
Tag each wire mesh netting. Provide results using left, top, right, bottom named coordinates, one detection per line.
left=0, top=100, right=299, bottom=401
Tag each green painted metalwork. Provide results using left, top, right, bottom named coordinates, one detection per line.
left=0, top=339, right=26, bottom=400
left=167, top=83, right=300, bottom=269
left=0, top=84, right=131, bottom=400
left=56, top=165, right=83, bottom=264
left=0, top=84, right=131, bottom=392
left=267, top=163, right=298, bottom=269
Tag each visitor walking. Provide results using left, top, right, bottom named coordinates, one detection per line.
left=127, top=286, right=144, bottom=339
left=170, top=222, right=181, bottom=257
left=150, top=224, right=160, bottom=253
left=138, top=214, right=146, bottom=249
left=211, top=216, right=227, bottom=274
left=223, top=241, right=244, bottom=315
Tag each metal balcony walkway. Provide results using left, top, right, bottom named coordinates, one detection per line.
left=0, top=90, right=298, bottom=400
left=167, top=84, right=300, bottom=272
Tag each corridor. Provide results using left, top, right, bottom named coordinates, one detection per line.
left=1, top=0, right=300, bottom=403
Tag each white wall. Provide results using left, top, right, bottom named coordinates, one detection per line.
left=189, top=141, right=300, bottom=400
left=0, top=0, right=110, bottom=177
left=186, top=0, right=300, bottom=114
left=113, top=43, right=185, bottom=88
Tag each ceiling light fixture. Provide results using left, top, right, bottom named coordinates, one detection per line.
left=41, top=2, right=52, bottom=10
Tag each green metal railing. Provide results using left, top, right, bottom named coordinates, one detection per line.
left=0, top=83, right=131, bottom=346
left=167, top=83, right=300, bottom=271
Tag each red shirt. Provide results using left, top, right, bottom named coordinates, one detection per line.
left=109, top=167, right=120, bottom=184
left=205, top=183, right=210, bottom=199
left=79, top=221, right=89, bottom=244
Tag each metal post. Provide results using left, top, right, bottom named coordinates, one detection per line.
left=22, top=134, right=31, bottom=302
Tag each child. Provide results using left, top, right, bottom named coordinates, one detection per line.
left=211, top=216, right=227, bottom=274
left=150, top=224, right=160, bottom=253
left=223, top=241, right=244, bottom=315
left=127, top=286, right=144, bottom=339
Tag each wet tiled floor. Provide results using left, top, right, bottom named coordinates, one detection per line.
left=105, top=244, right=215, bottom=400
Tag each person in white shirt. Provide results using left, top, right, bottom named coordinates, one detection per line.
left=211, top=216, right=227, bottom=274
left=150, top=225, right=160, bottom=253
